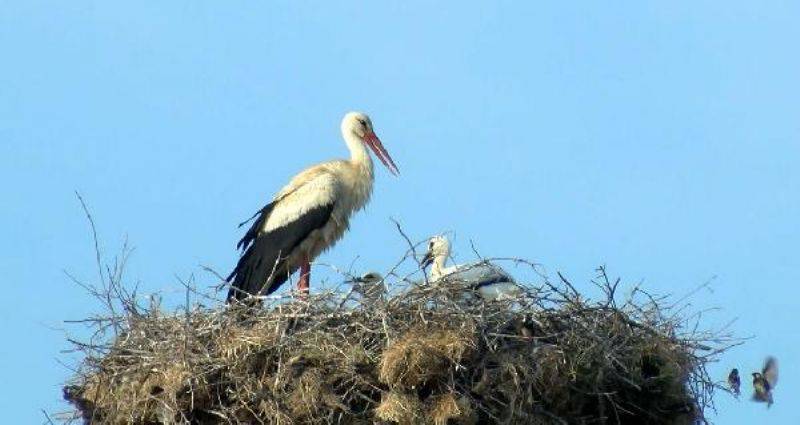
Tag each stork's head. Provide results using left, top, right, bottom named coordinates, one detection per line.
left=341, top=111, right=399, bottom=176
left=421, top=235, right=451, bottom=268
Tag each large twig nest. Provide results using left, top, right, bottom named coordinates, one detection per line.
left=61, top=263, right=732, bottom=425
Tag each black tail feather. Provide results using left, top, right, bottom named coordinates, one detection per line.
left=226, top=202, right=335, bottom=302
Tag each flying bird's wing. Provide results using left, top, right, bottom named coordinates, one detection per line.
left=763, top=357, right=778, bottom=389
left=227, top=169, right=340, bottom=301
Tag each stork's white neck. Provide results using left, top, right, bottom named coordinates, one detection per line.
left=339, top=130, right=375, bottom=213
left=430, top=253, right=449, bottom=280
left=344, top=132, right=374, bottom=177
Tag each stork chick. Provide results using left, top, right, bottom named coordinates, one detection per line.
left=349, top=271, right=387, bottom=302
left=227, top=112, right=399, bottom=302
left=421, top=235, right=520, bottom=301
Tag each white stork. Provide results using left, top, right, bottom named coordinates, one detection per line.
left=226, top=112, right=399, bottom=302
left=421, top=235, right=520, bottom=301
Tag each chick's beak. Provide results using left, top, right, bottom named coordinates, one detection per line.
left=421, top=250, right=434, bottom=268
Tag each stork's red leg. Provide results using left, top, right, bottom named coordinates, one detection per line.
left=298, top=258, right=311, bottom=295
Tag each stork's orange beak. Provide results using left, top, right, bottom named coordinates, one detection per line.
left=365, top=132, right=399, bottom=176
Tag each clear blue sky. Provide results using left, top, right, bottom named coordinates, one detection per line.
left=1, top=1, right=798, bottom=423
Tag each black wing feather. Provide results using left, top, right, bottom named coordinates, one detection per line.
left=226, top=202, right=335, bottom=301
left=469, top=264, right=516, bottom=290
left=473, top=275, right=513, bottom=289
left=236, top=201, right=277, bottom=251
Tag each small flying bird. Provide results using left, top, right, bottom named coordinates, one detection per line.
left=728, top=368, right=740, bottom=397
left=421, top=235, right=520, bottom=301
left=226, top=112, right=399, bottom=302
left=752, top=356, right=778, bottom=407
left=349, top=271, right=386, bottom=302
